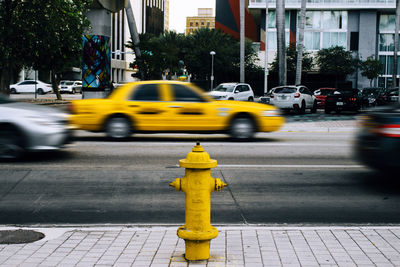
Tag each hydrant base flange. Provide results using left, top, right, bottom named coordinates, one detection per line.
left=177, top=226, right=218, bottom=241
left=184, top=240, right=211, bottom=261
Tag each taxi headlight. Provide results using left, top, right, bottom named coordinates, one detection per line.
left=262, top=109, right=281, bottom=117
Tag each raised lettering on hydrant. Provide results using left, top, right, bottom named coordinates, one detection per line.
left=169, top=142, right=227, bottom=261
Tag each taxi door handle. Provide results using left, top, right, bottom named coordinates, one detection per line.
left=168, top=105, right=182, bottom=108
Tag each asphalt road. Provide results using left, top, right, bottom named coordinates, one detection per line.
left=0, top=130, right=399, bottom=226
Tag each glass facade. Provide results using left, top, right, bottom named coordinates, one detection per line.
left=250, top=0, right=394, bottom=4
left=378, top=14, right=400, bottom=87
left=266, top=11, right=290, bottom=50
left=300, top=11, right=347, bottom=50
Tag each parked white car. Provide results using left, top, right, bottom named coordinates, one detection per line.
left=9, top=80, right=52, bottom=95
left=208, top=83, right=254, bottom=101
left=271, top=85, right=317, bottom=113
left=60, top=81, right=82, bottom=94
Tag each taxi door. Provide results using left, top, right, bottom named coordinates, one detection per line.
left=163, top=83, right=225, bottom=131
left=124, top=83, right=174, bottom=131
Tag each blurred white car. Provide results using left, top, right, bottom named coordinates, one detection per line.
left=9, top=80, right=52, bottom=95
left=271, top=85, right=317, bottom=113
left=208, top=83, right=254, bottom=101
left=0, top=94, right=72, bottom=159
left=60, top=81, right=82, bottom=94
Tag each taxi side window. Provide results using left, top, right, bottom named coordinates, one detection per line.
left=171, top=84, right=205, bottom=102
left=130, top=84, right=159, bottom=101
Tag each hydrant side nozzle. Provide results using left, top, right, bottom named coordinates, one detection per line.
left=215, top=178, right=227, bottom=191
left=169, top=178, right=181, bottom=191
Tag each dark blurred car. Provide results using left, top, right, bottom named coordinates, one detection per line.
left=361, top=87, right=386, bottom=108
left=354, top=103, right=400, bottom=171
left=386, top=88, right=399, bottom=103
left=324, top=88, right=361, bottom=114
left=0, top=94, right=72, bottom=159
left=313, top=88, right=335, bottom=109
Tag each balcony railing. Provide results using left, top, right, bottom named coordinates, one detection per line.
left=249, top=0, right=395, bottom=8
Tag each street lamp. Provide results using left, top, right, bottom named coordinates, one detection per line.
left=210, top=51, right=216, bottom=90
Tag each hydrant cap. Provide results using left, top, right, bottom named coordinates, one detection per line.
left=179, top=143, right=217, bottom=169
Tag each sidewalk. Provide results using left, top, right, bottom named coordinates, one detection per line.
left=1, top=225, right=400, bottom=266
left=280, top=120, right=358, bottom=133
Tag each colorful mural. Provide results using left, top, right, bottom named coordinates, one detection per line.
left=82, top=35, right=111, bottom=90
left=215, top=0, right=259, bottom=42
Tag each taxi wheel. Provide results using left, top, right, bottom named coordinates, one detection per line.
left=105, top=116, right=132, bottom=140
left=229, top=117, right=255, bottom=140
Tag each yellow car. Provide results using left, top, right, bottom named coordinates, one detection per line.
left=68, top=80, right=284, bottom=140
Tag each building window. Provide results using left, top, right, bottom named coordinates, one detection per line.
left=379, top=14, right=396, bottom=31
left=304, top=32, right=321, bottom=50
left=323, top=11, right=347, bottom=30
left=378, top=34, right=400, bottom=52
left=350, top=32, right=359, bottom=51
left=299, top=11, right=347, bottom=51
left=305, top=11, right=321, bottom=29
left=267, top=31, right=290, bottom=50
left=267, top=11, right=290, bottom=29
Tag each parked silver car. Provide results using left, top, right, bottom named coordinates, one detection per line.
left=60, top=81, right=82, bottom=94
left=0, top=94, right=72, bottom=159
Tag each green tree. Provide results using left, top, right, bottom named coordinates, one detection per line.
left=0, top=0, right=91, bottom=98
left=23, top=0, right=91, bottom=100
left=0, top=1, right=29, bottom=95
left=316, top=46, right=357, bottom=88
left=270, top=44, right=313, bottom=84
left=359, top=56, right=383, bottom=87
left=127, top=31, right=187, bottom=80
left=127, top=28, right=260, bottom=88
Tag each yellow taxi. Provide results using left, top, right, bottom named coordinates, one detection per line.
left=68, top=80, right=284, bottom=140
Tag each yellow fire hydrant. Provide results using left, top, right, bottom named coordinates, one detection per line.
left=169, top=142, right=227, bottom=261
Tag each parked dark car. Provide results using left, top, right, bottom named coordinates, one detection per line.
left=386, top=88, right=399, bottom=104
left=313, top=88, right=335, bottom=109
left=361, top=87, right=386, bottom=107
left=354, top=103, right=400, bottom=172
left=324, top=88, right=362, bottom=114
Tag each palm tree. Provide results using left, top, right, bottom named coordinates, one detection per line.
left=276, top=0, right=286, bottom=85
left=295, top=0, right=306, bottom=85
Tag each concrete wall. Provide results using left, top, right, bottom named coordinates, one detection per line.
left=86, top=8, right=112, bottom=36
left=358, top=10, right=378, bottom=89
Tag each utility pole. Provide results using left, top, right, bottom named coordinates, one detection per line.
left=240, top=0, right=245, bottom=83
left=125, top=0, right=144, bottom=80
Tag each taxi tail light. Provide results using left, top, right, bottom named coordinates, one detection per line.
left=349, top=97, right=357, bottom=101
left=375, top=124, right=400, bottom=138
left=294, top=93, right=301, bottom=98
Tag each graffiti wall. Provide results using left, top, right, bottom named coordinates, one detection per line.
left=82, top=35, right=111, bottom=90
